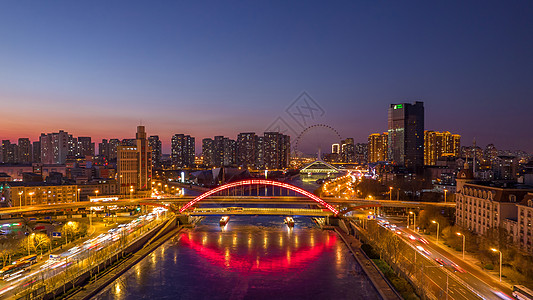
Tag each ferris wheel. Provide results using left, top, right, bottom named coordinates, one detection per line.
left=293, top=124, right=342, bottom=157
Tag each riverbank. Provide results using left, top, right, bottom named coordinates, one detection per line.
left=66, top=222, right=184, bottom=300
left=333, top=226, right=402, bottom=300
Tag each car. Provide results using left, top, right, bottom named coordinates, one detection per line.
left=451, top=263, right=466, bottom=273
left=435, top=258, right=445, bottom=265
left=419, top=238, right=429, bottom=244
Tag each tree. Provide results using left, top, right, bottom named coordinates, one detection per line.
left=0, top=240, right=16, bottom=267
left=33, top=233, right=51, bottom=256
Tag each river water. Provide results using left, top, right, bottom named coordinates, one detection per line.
left=93, top=216, right=380, bottom=300
left=94, top=175, right=379, bottom=299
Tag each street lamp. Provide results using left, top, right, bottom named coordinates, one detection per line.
left=431, top=220, right=440, bottom=243
left=28, top=192, right=35, bottom=205
left=444, top=189, right=448, bottom=203
left=456, top=232, right=465, bottom=259
left=491, top=248, right=502, bottom=282
left=77, top=188, right=81, bottom=202
left=389, top=187, right=393, bottom=201
left=18, top=191, right=23, bottom=209
left=94, top=190, right=99, bottom=198
left=130, top=186, right=134, bottom=201
left=409, top=211, right=416, bottom=231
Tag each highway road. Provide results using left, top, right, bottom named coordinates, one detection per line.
left=372, top=216, right=513, bottom=300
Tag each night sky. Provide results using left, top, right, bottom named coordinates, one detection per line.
left=1, top=1, right=532, bottom=153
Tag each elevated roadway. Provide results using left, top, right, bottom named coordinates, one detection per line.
left=0, top=196, right=454, bottom=216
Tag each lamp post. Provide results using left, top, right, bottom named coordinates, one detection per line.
left=409, top=211, right=416, bottom=232
left=444, top=189, right=448, bottom=203
left=432, top=220, right=440, bottom=243
left=491, top=248, right=502, bottom=282
left=94, top=190, right=99, bottom=198
left=18, top=191, right=23, bottom=209
left=130, top=186, right=134, bottom=201
left=77, top=188, right=80, bottom=202
left=389, top=187, right=393, bottom=201
left=29, top=192, right=34, bottom=206
left=456, top=232, right=465, bottom=259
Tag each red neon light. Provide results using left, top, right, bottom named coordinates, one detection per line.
left=180, top=233, right=336, bottom=273
left=179, top=179, right=339, bottom=215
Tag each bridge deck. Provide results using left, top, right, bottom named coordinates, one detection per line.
left=188, top=207, right=332, bottom=216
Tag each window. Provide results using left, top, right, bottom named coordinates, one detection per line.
left=510, top=195, right=517, bottom=202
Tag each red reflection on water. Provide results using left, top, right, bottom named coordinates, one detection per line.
left=179, top=233, right=337, bottom=274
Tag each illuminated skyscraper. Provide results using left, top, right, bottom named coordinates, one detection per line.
left=388, top=102, right=424, bottom=172
left=368, top=132, right=388, bottom=163
left=40, top=130, right=70, bottom=164
left=341, top=138, right=355, bottom=163
left=202, top=138, right=215, bottom=167
left=424, top=131, right=461, bottom=165
left=148, top=135, right=162, bottom=167
left=237, top=132, right=257, bottom=168
left=18, top=138, right=32, bottom=164
left=171, top=134, right=195, bottom=168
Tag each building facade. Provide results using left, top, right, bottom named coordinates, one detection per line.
left=1, top=182, right=77, bottom=207
left=388, top=102, right=424, bottom=172
left=236, top=132, right=257, bottom=167
left=171, top=134, right=195, bottom=168
left=117, top=126, right=152, bottom=195
left=40, top=130, right=70, bottom=164
left=148, top=135, right=162, bottom=167
left=368, top=132, right=388, bottom=163
left=424, top=131, right=461, bottom=165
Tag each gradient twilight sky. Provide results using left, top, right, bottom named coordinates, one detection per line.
left=1, top=1, right=532, bottom=154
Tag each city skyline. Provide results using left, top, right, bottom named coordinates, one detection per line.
left=1, top=1, right=533, bottom=152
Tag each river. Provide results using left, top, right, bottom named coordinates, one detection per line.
left=93, top=216, right=380, bottom=300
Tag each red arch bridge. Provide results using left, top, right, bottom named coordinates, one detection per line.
left=178, top=179, right=341, bottom=216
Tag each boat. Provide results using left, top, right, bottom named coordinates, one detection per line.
left=219, top=216, right=230, bottom=226
left=284, top=217, right=295, bottom=228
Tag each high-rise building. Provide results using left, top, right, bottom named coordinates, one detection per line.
left=368, top=133, right=389, bottom=163
left=117, top=126, right=152, bottom=194
left=263, top=132, right=290, bottom=169
left=171, top=134, right=195, bottom=168
left=237, top=133, right=257, bottom=168
left=355, top=143, right=368, bottom=163
left=388, top=102, right=424, bottom=172
left=40, top=130, right=70, bottom=164
left=202, top=138, right=215, bottom=167
left=213, top=136, right=225, bottom=167
left=256, top=136, right=264, bottom=168
left=32, top=141, right=41, bottom=163
left=341, top=138, right=355, bottom=163
left=77, top=137, right=94, bottom=157
left=1, top=140, right=17, bottom=164
left=223, top=138, right=236, bottom=166
left=18, top=138, right=32, bottom=164
left=109, top=139, right=120, bottom=161
left=424, top=131, right=461, bottom=165
left=67, top=135, right=77, bottom=157
left=99, top=139, right=109, bottom=158
left=148, top=136, right=162, bottom=167
left=331, top=144, right=340, bottom=154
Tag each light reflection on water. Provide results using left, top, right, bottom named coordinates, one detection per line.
left=93, top=216, right=379, bottom=300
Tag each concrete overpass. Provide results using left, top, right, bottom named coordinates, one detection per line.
left=189, top=207, right=333, bottom=217
left=0, top=196, right=454, bottom=216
